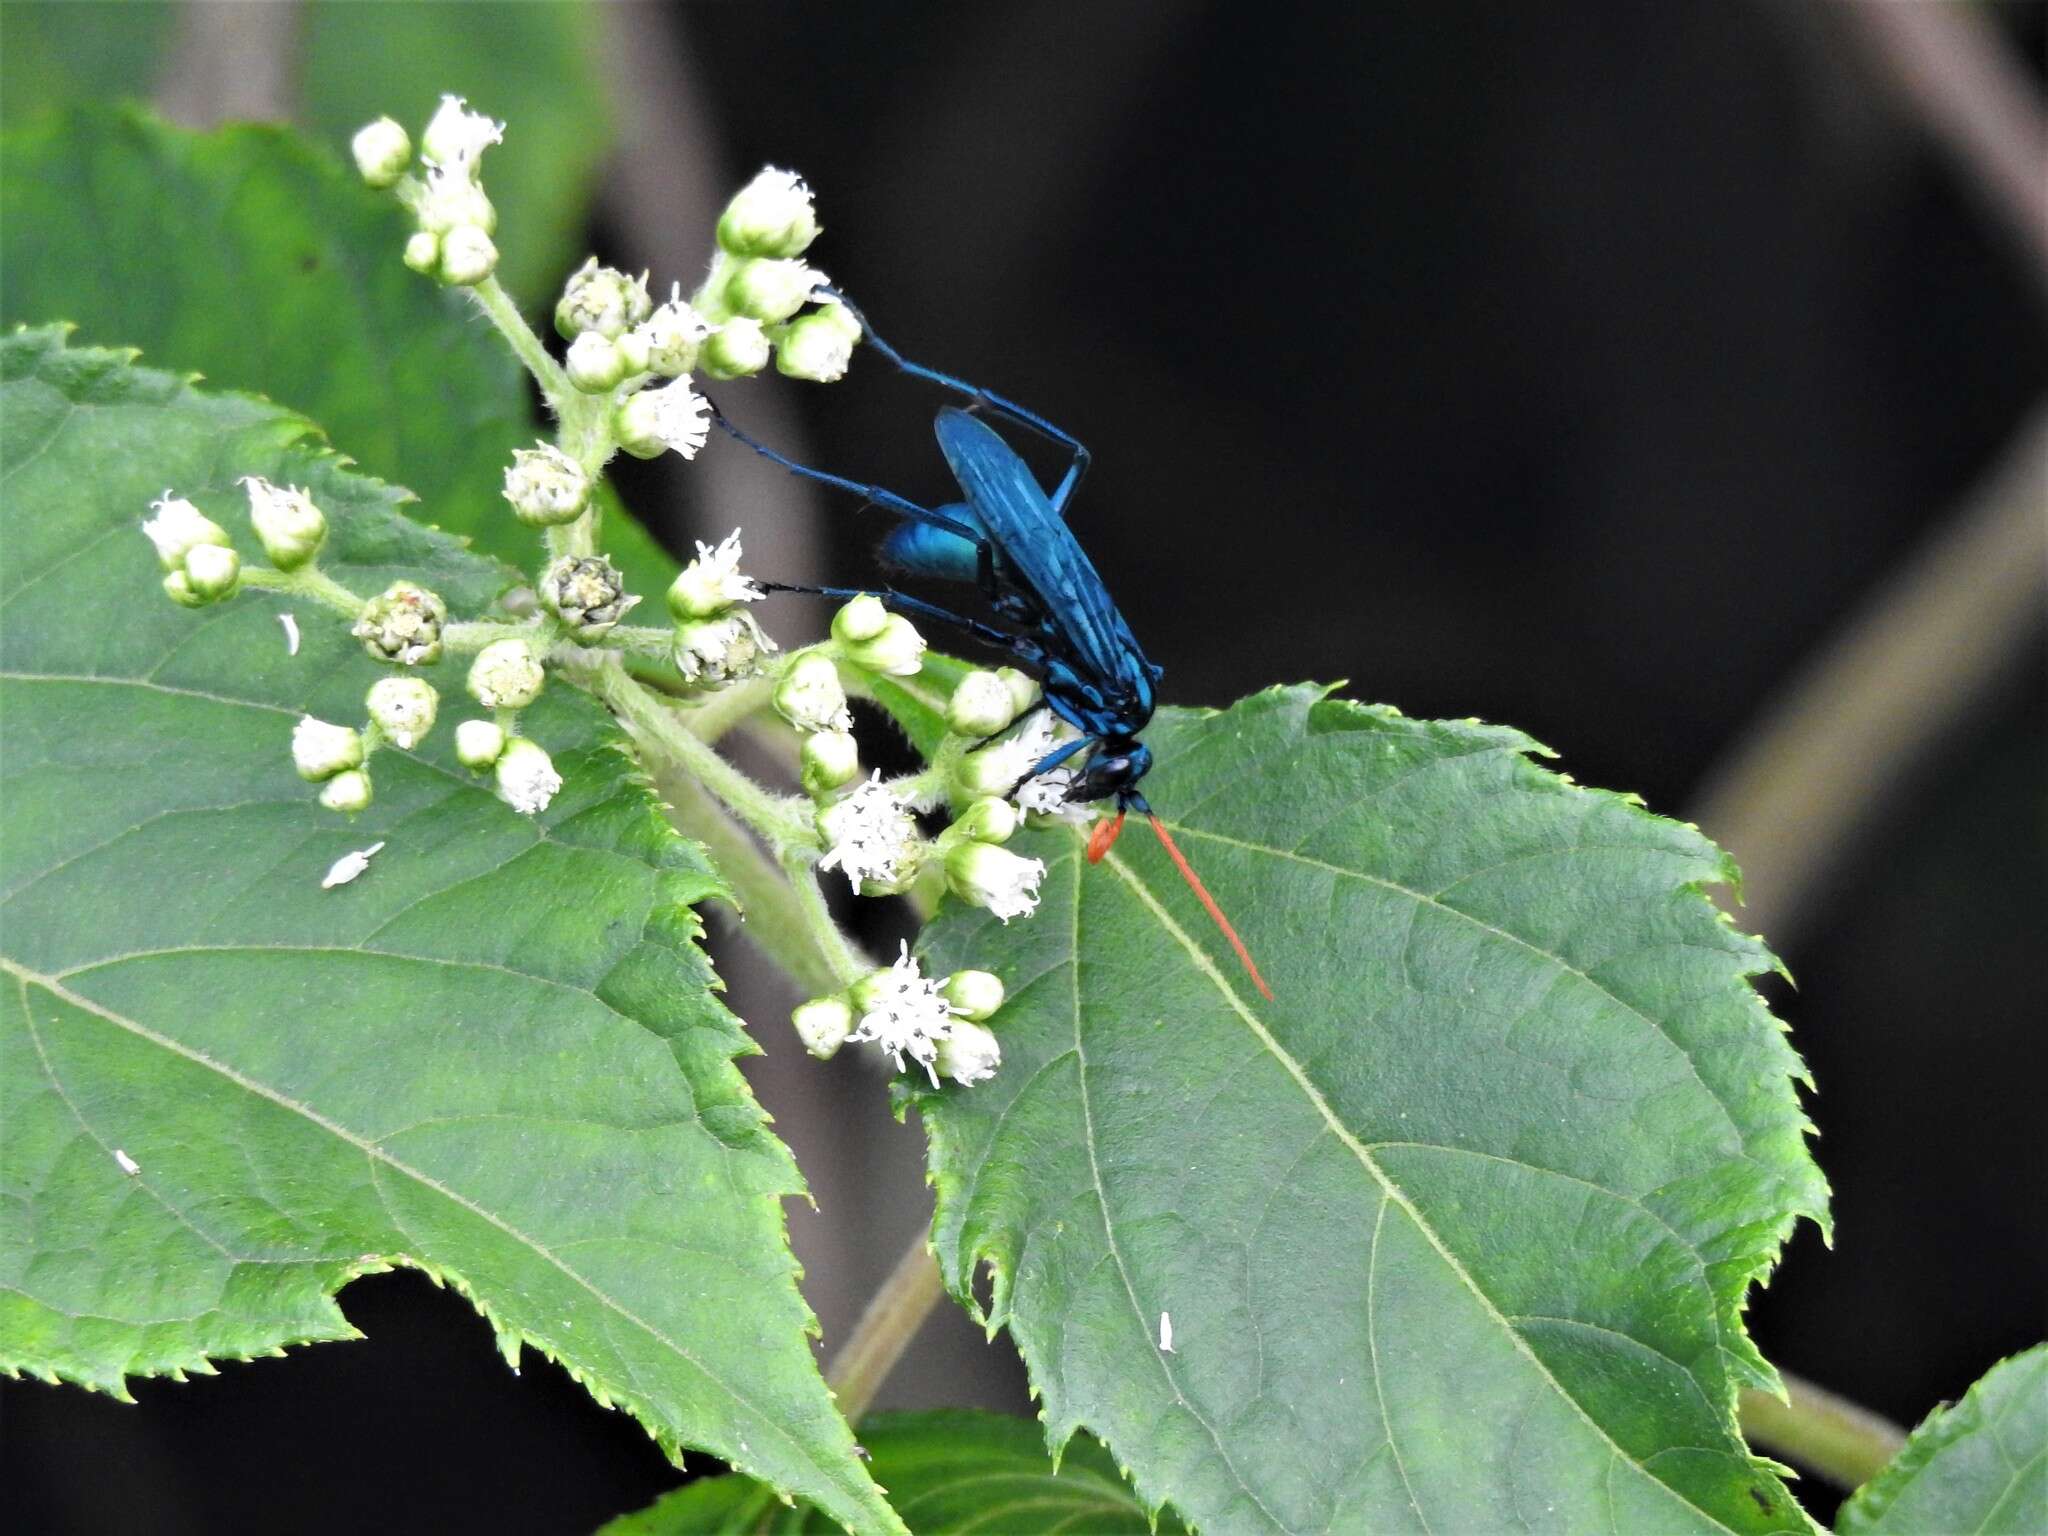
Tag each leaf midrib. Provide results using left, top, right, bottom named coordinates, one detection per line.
left=1097, top=843, right=1741, bottom=1534
left=1, top=954, right=879, bottom=1521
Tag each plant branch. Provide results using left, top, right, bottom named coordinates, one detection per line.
left=1739, top=1371, right=1908, bottom=1492
left=467, top=275, right=570, bottom=404
left=825, top=1227, right=944, bottom=1425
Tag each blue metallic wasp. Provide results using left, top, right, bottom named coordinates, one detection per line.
left=712, top=295, right=1272, bottom=999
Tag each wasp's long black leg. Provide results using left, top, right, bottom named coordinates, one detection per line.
left=756, top=581, right=1045, bottom=666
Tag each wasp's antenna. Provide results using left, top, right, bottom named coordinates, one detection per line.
left=1144, top=815, right=1274, bottom=1001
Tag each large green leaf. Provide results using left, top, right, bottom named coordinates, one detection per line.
left=0, top=106, right=675, bottom=598
left=1836, top=1348, right=2046, bottom=1535
left=912, top=685, right=1829, bottom=1534
left=600, top=1411, right=1189, bottom=1535
left=0, top=329, right=898, bottom=1535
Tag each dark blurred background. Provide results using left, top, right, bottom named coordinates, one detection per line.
left=4, top=2, right=2043, bottom=1532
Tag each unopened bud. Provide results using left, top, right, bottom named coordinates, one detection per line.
left=501, top=443, right=590, bottom=527
left=700, top=318, right=770, bottom=379
left=995, top=667, right=1040, bottom=717
left=934, top=1018, right=1001, bottom=1085
left=366, top=676, right=438, bottom=749
left=565, top=330, right=627, bottom=393
left=455, top=717, right=508, bottom=769
left=241, top=476, right=327, bottom=570
left=466, top=637, right=545, bottom=709
left=403, top=231, right=441, bottom=274
left=554, top=258, right=652, bottom=340
left=950, top=795, right=1017, bottom=846
left=948, top=669, right=1018, bottom=737
left=800, top=728, right=862, bottom=797
left=774, top=652, right=850, bottom=733
left=953, top=741, right=1022, bottom=799
left=790, top=996, right=854, bottom=1059
left=182, top=541, right=241, bottom=601
left=319, top=768, right=374, bottom=814
left=162, top=570, right=204, bottom=608
left=725, top=258, right=824, bottom=326
left=542, top=555, right=639, bottom=639
left=940, top=970, right=1006, bottom=1023
left=839, top=613, right=925, bottom=677
left=142, top=493, right=228, bottom=571
left=831, top=593, right=889, bottom=644
left=293, top=716, right=365, bottom=781
left=717, top=167, right=820, bottom=259
left=774, top=303, right=859, bottom=383
left=494, top=737, right=561, bottom=815
left=632, top=287, right=710, bottom=375
left=413, top=163, right=495, bottom=234
left=352, top=117, right=412, bottom=188
left=353, top=582, right=446, bottom=666
left=437, top=225, right=498, bottom=287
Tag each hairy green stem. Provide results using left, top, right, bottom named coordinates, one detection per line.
left=780, top=847, right=869, bottom=989
left=1739, top=1374, right=1908, bottom=1491
left=241, top=563, right=362, bottom=616
left=443, top=619, right=545, bottom=655
left=680, top=671, right=776, bottom=743
left=467, top=276, right=570, bottom=404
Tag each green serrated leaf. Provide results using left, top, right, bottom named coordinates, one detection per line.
left=0, top=105, right=676, bottom=599
left=0, top=328, right=898, bottom=1535
left=599, top=1411, right=1190, bottom=1535
left=911, top=684, right=1829, bottom=1535
left=1836, top=1348, right=2046, bottom=1535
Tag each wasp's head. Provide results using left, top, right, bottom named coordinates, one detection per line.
left=1067, top=738, right=1153, bottom=810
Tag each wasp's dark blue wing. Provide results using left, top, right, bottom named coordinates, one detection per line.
left=934, top=408, right=1154, bottom=706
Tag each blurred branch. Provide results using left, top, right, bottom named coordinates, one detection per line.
left=1830, top=0, right=2048, bottom=300
left=155, top=0, right=300, bottom=127
left=1690, top=403, right=2046, bottom=947
left=1740, top=1369, right=1908, bottom=1491
left=826, top=1229, right=943, bottom=1426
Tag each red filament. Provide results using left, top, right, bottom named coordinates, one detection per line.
left=1145, top=814, right=1275, bottom=1001
left=1086, top=809, right=1128, bottom=864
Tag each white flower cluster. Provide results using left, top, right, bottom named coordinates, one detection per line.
left=665, top=531, right=775, bottom=688
left=793, top=943, right=1005, bottom=1088
left=355, top=96, right=505, bottom=287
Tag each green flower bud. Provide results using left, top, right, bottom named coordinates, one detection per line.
left=455, top=717, right=508, bottom=770
left=437, top=225, right=498, bottom=287
left=466, top=637, right=545, bottom=710
left=790, top=995, right=854, bottom=1060
left=832, top=593, right=889, bottom=644
left=351, top=116, right=413, bottom=188
left=774, top=652, right=850, bottom=733
left=353, top=582, right=446, bottom=666
left=947, top=669, right=1019, bottom=738
left=995, top=666, right=1040, bottom=717
left=241, top=476, right=327, bottom=570
left=666, top=529, right=760, bottom=619
left=725, top=258, right=824, bottom=325
left=142, top=492, right=229, bottom=571
left=934, top=1018, right=1001, bottom=1085
left=615, top=328, right=652, bottom=375
left=674, top=611, right=774, bottom=686
left=292, top=715, right=365, bottom=781
left=366, top=676, right=439, bottom=749
left=615, top=376, right=711, bottom=460
left=182, top=541, right=241, bottom=601
left=542, top=555, right=639, bottom=639
left=554, top=258, right=653, bottom=340
left=774, top=303, right=859, bottom=383
left=944, top=840, right=1045, bottom=923
left=403, top=230, right=441, bottom=274
left=699, top=317, right=770, bottom=379
left=799, top=728, right=861, bottom=798
left=319, top=768, right=374, bottom=814
left=717, top=167, right=820, bottom=259
left=565, top=330, right=628, bottom=393
left=632, top=287, right=710, bottom=375
left=493, top=736, right=561, bottom=815
left=501, top=443, right=590, bottom=527
left=940, top=970, right=1006, bottom=1023
left=840, top=613, right=925, bottom=678
left=162, top=570, right=204, bottom=608
left=950, top=795, right=1017, bottom=847
left=952, top=740, right=1021, bottom=799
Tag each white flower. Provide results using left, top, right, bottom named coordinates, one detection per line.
left=502, top=443, right=590, bottom=527
left=292, top=716, right=364, bottom=782
left=412, top=161, right=495, bottom=235
left=934, top=1018, right=1001, bottom=1085
left=419, top=94, right=503, bottom=176
left=1015, top=766, right=1085, bottom=819
left=673, top=610, right=773, bottom=686
left=666, top=528, right=763, bottom=619
left=351, top=117, right=412, bottom=188
left=365, top=676, right=439, bottom=749
left=494, top=738, right=561, bottom=815
left=773, top=652, right=851, bottom=733
left=957, top=711, right=1070, bottom=802
left=632, top=284, right=712, bottom=375
left=241, top=476, right=326, bottom=570
left=142, top=492, right=227, bottom=570
left=617, top=376, right=711, bottom=460
left=849, top=942, right=960, bottom=1086
left=817, top=772, right=922, bottom=893
left=554, top=258, right=653, bottom=340
left=717, top=166, right=820, bottom=258
left=945, top=841, right=1046, bottom=923
left=321, top=840, right=387, bottom=889
left=467, top=637, right=545, bottom=709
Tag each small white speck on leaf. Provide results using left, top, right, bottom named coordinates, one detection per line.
left=321, top=840, right=387, bottom=889
left=279, top=612, right=301, bottom=655
left=1159, top=1311, right=1175, bottom=1352
left=113, top=1148, right=140, bottom=1175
